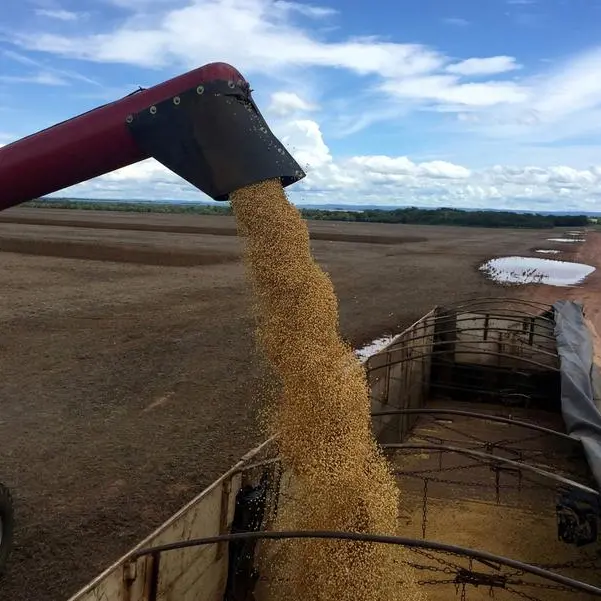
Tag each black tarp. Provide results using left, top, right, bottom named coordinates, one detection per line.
left=554, top=300, right=601, bottom=491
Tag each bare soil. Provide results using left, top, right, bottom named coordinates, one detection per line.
left=0, top=207, right=574, bottom=600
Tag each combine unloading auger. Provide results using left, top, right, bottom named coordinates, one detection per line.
left=0, top=62, right=306, bottom=576
left=0, top=62, right=306, bottom=210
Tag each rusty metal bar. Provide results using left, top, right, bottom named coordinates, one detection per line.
left=371, top=409, right=575, bottom=442
left=366, top=348, right=560, bottom=374
left=429, top=310, right=556, bottom=328
left=443, top=297, right=554, bottom=314
left=383, top=443, right=598, bottom=495
left=128, top=531, right=601, bottom=595
left=373, top=328, right=558, bottom=358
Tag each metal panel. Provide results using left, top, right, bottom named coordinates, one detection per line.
left=367, top=309, right=437, bottom=443
left=66, top=441, right=273, bottom=601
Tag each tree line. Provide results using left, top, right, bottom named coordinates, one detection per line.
left=24, top=199, right=589, bottom=229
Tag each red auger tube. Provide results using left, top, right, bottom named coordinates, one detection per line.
left=0, top=62, right=245, bottom=211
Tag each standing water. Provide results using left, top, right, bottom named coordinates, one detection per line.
left=230, top=179, right=423, bottom=601
left=480, top=256, right=595, bottom=287
left=355, top=335, right=398, bottom=360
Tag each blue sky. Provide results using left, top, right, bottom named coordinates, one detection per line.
left=1, top=0, right=601, bottom=209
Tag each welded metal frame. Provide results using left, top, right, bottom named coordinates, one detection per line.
left=372, top=338, right=559, bottom=361
left=366, top=348, right=560, bottom=374
left=384, top=442, right=598, bottom=495
left=371, top=408, right=575, bottom=442
left=382, top=324, right=558, bottom=352
left=129, top=531, right=601, bottom=597
left=443, top=297, right=554, bottom=315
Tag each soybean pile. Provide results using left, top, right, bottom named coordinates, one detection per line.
left=231, top=179, right=423, bottom=601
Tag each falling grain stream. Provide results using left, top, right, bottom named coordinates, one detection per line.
left=231, top=179, right=423, bottom=601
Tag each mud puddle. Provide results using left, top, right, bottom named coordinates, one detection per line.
left=480, top=256, right=595, bottom=287
left=355, top=335, right=398, bottom=361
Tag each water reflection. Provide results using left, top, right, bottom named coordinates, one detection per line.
left=480, top=256, right=595, bottom=287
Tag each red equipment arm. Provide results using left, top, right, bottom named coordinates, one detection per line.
left=0, top=62, right=304, bottom=211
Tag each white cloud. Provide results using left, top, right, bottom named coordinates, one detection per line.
left=531, top=48, right=601, bottom=122
left=449, top=47, right=601, bottom=145
left=0, top=71, right=68, bottom=85
left=380, top=76, right=528, bottom=107
left=347, top=155, right=471, bottom=180
left=7, top=0, right=526, bottom=117
left=269, top=91, right=317, bottom=116
left=2, top=49, right=101, bottom=86
left=55, top=116, right=601, bottom=211
left=7, top=1, right=442, bottom=77
left=5, top=0, right=601, bottom=211
left=273, top=1, right=337, bottom=18
left=34, top=9, right=81, bottom=21
left=446, top=56, right=521, bottom=76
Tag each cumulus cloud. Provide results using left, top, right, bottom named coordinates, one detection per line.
left=347, top=156, right=471, bottom=180
left=6, top=0, right=601, bottom=209
left=55, top=117, right=601, bottom=211
left=273, top=1, right=337, bottom=18
left=269, top=91, right=317, bottom=116
left=380, top=77, right=527, bottom=107
left=10, top=0, right=443, bottom=77
left=446, top=56, right=522, bottom=76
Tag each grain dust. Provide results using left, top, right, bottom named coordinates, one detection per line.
left=231, top=179, right=423, bottom=601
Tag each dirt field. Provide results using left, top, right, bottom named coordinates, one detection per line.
left=0, top=207, right=588, bottom=601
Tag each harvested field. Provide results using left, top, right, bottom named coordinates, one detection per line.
left=0, top=207, right=588, bottom=601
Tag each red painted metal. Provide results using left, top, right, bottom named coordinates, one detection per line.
left=0, top=62, right=245, bottom=211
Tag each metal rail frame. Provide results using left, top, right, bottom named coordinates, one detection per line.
left=383, top=443, right=598, bottom=496
left=371, top=408, right=576, bottom=443
left=366, top=348, right=560, bottom=375
left=380, top=325, right=558, bottom=352
left=129, top=530, right=601, bottom=596
left=371, top=338, right=559, bottom=361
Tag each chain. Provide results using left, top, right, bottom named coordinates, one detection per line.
left=408, top=563, right=455, bottom=575
left=407, top=550, right=578, bottom=600
left=410, top=547, right=466, bottom=573
left=417, top=578, right=457, bottom=586
left=399, top=470, right=538, bottom=493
